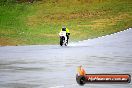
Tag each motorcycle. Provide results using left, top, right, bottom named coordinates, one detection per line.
left=59, top=31, right=68, bottom=46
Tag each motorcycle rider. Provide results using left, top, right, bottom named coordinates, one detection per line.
left=59, top=26, right=70, bottom=43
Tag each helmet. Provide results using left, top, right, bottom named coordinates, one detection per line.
left=62, top=26, right=66, bottom=31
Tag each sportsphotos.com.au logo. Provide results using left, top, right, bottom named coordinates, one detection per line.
left=76, top=66, right=131, bottom=85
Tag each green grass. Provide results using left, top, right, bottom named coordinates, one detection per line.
left=0, top=0, right=132, bottom=45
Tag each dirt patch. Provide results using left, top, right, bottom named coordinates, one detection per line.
left=78, top=13, right=131, bottom=29
left=26, top=9, right=110, bottom=27
left=0, top=37, right=23, bottom=46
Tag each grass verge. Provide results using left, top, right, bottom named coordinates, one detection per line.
left=0, top=0, right=132, bottom=45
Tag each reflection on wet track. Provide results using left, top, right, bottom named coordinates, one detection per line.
left=0, top=28, right=132, bottom=88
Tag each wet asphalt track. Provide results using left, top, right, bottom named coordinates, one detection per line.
left=0, top=28, right=132, bottom=88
